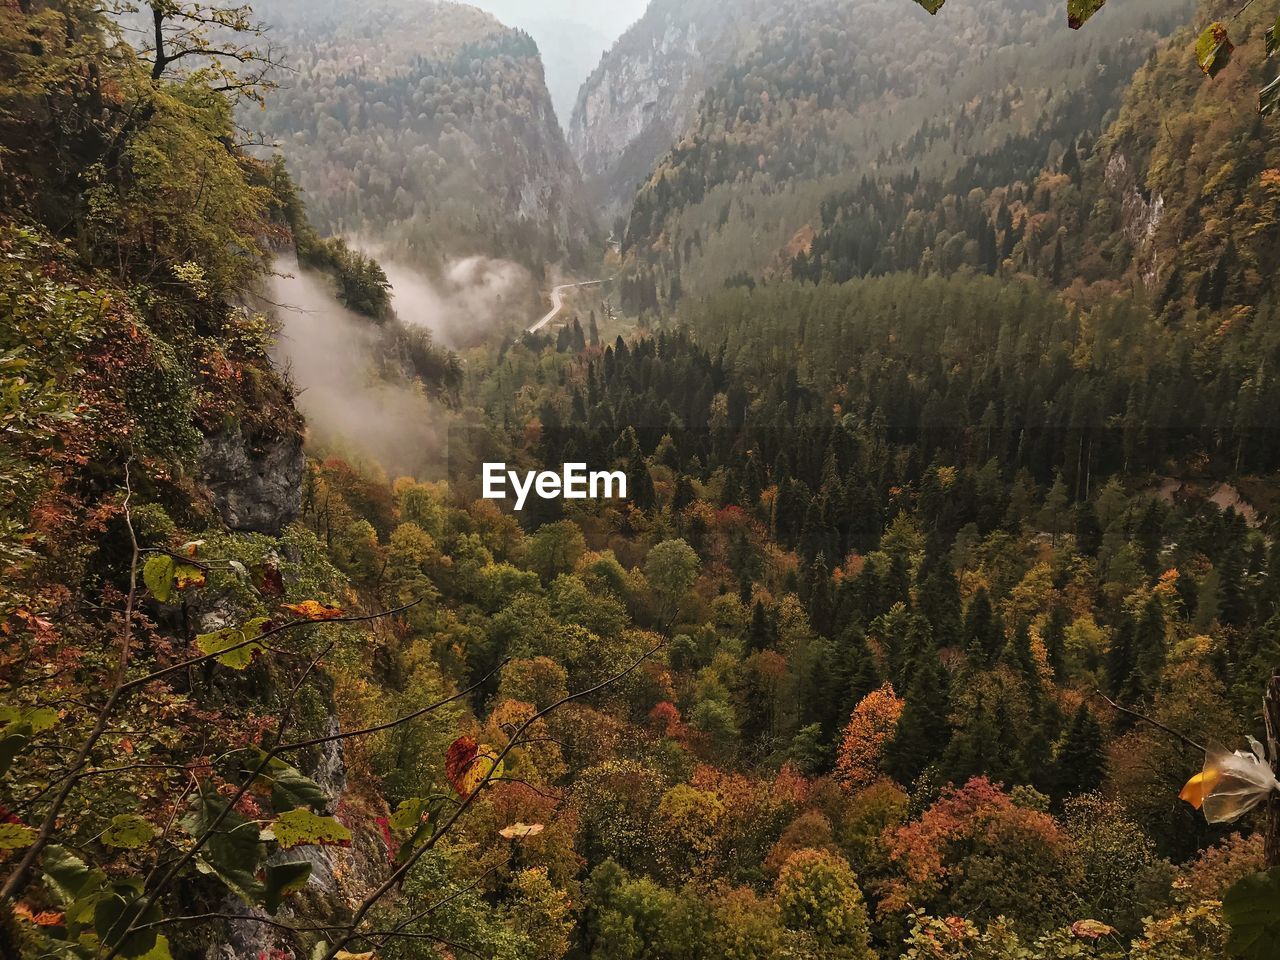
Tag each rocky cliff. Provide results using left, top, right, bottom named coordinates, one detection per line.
left=567, top=0, right=771, bottom=221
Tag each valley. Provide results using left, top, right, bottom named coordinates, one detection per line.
left=3, top=1, right=1280, bottom=959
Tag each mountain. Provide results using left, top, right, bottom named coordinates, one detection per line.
left=1064, top=0, right=1280, bottom=314
left=606, top=0, right=1194, bottom=307
left=469, top=0, right=649, bottom=127
left=252, top=0, right=598, bottom=272
left=788, top=0, right=1280, bottom=324
left=568, top=0, right=774, bottom=222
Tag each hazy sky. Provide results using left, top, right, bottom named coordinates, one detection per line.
left=468, top=0, right=651, bottom=125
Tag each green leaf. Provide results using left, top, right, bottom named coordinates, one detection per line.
left=389, top=797, right=430, bottom=834
left=1263, top=74, right=1280, bottom=117
left=1196, top=22, right=1234, bottom=77
left=248, top=750, right=329, bottom=812
left=134, top=935, right=173, bottom=960
left=101, top=814, right=156, bottom=850
left=42, top=845, right=107, bottom=905
left=93, top=880, right=162, bottom=958
left=180, top=788, right=265, bottom=903
left=195, top=617, right=270, bottom=670
left=18, top=707, right=58, bottom=734
left=172, top=562, right=205, bottom=590
left=0, top=822, right=38, bottom=849
left=1067, top=0, right=1105, bottom=30
left=914, top=0, right=944, bottom=13
left=0, top=708, right=59, bottom=777
left=142, top=555, right=175, bottom=603
left=263, top=860, right=312, bottom=914
left=271, top=809, right=352, bottom=849
left=1267, top=17, right=1279, bottom=59
left=0, top=731, right=30, bottom=778
left=1224, top=867, right=1280, bottom=960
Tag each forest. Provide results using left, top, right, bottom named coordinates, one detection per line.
left=2, top=0, right=1280, bottom=959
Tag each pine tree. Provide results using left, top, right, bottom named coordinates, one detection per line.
left=747, top=600, right=775, bottom=652
left=883, top=657, right=951, bottom=784
left=963, top=587, right=1002, bottom=666
left=1042, top=604, right=1068, bottom=680
left=1075, top=499, right=1102, bottom=557
left=1049, top=703, right=1107, bottom=798
left=1003, top=620, right=1039, bottom=692
left=1106, top=615, right=1139, bottom=703
left=1134, top=595, right=1166, bottom=686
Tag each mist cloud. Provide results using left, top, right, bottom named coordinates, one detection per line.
left=363, top=248, right=535, bottom=349
left=267, top=256, right=447, bottom=479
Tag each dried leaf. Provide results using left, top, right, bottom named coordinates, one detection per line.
left=499, top=822, right=544, bottom=839
left=1070, top=919, right=1118, bottom=940
left=1196, top=22, right=1233, bottom=77
left=913, top=0, right=944, bottom=13
left=282, top=600, right=346, bottom=621
left=259, top=563, right=285, bottom=597
left=13, top=903, right=65, bottom=926
left=1267, top=17, right=1279, bottom=59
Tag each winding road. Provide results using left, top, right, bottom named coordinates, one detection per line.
left=528, top=278, right=607, bottom=333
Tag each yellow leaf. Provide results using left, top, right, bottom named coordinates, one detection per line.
left=282, top=600, right=346, bottom=621
left=1179, top=769, right=1221, bottom=809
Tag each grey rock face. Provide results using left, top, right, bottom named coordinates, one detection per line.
left=1105, top=150, right=1165, bottom=291
left=201, top=424, right=304, bottom=536
left=568, top=0, right=768, bottom=219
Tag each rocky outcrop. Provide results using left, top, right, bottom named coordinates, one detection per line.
left=567, top=0, right=770, bottom=219
left=1104, top=150, right=1165, bottom=291
left=201, top=423, right=304, bottom=536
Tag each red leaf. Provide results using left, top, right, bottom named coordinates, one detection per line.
left=445, top=736, right=480, bottom=796
left=259, top=564, right=285, bottom=597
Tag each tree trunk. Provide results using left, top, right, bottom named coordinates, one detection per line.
left=1266, top=672, right=1280, bottom=868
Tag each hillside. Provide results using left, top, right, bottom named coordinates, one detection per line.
left=611, top=0, right=1194, bottom=309
left=788, top=0, right=1280, bottom=340
left=6, top=1, right=1280, bottom=959
left=252, top=0, right=599, bottom=272
left=568, top=0, right=775, bottom=222
left=470, top=0, right=649, bottom=127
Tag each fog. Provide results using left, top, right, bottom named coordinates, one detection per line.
left=267, top=257, right=445, bottom=479
left=469, top=0, right=650, bottom=124
left=375, top=253, right=533, bottom=349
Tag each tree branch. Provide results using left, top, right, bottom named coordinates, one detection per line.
left=1091, top=689, right=1205, bottom=752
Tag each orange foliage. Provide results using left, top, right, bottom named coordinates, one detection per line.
left=835, top=683, right=904, bottom=791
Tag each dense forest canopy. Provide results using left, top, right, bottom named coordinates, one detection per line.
left=2, top=0, right=1280, bottom=959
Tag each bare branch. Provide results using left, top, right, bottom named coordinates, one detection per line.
left=1091, top=689, right=1206, bottom=753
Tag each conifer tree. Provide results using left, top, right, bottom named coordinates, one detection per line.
left=1048, top=703, right=1107, bottom=798
left=884, top=657, right=951, bottom=784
